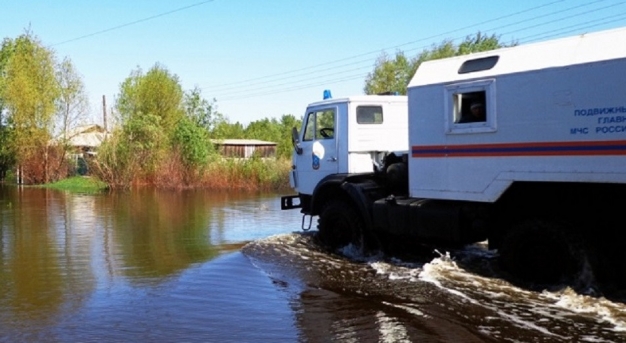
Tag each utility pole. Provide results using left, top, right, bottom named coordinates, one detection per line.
left=102, top=95, right=108, bottom=132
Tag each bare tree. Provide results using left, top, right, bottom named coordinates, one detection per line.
left=56, top=56, right=89, bottom=139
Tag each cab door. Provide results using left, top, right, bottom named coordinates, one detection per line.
left=293, top=107, right=338, bottom=195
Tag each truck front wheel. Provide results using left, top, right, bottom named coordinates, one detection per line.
left=317, top=199, right=366, bottom=253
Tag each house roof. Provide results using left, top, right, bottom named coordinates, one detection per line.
left=56, top=124, right=109, bottom=148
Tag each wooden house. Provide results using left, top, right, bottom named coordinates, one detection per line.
left=211, top=139, right=276, bottom=159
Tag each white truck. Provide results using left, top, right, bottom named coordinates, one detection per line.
left=281, top=28, right=626, bottom=288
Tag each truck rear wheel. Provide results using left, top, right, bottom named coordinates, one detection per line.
left=317, top=199, right=366, bottom=253
left=499, top=219, right=586, bottom=286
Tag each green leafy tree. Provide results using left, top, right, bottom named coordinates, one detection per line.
left=245, top=118, right=281, bottom=142
left=364, top=51, right=413, bottom=95
left=116, top=64, right=184, bottom=135
left=364, top=32, right=512, bottom=95
left=116, top=64, right=184, bottom=152
left=98, top=64, right=186, bottom=184
left=177, top=87, right=219, bottom=168
left=277, top=114, right=301, bottom=159
left=456, top=32, right=504, bottom=55
left=0, top=32, right=60, bottom=183
left=121, top=112, right=168, bottom=174
left=0, top=42, right=13, bottom=179
left=172, top=116, right=212, bottom=169
left=97, top=113, right=168, bottom=186
left=242, top=114, right=301, bottom=159
left=0, top=125, right=14, bottom=180
left=211, top=117, right=244, bottom=139
left=183, top=86, right=218, bottom=131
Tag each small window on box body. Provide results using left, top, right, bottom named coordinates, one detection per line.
left=454, top=91, right=486, bottom=124
left=445, top=79, right=496, bottom=134
left=357, top=106, right=383, bottom=124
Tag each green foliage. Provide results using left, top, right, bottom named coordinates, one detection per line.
left=183, top=86, right=218, bottom=131
left=457, top=32, right=504, bottom=55
left=0, top=38, right=12, bottom=114
left=244, top=114, right=301, bottom=159
left=116, top=64, right=184, bottom=134
left=172, top=116, right=213, bottom=168
left=0, top=31, right=61, bottom=182
left=97, top=113, right=168, bottom=186
left=277, top=114, right=301, bottom=159
left=0, top=125, right=14, bottom=180
left=364, top=32, right=513, bottom=95
left=102, top=64, right=186, bottom=183
left=122, top=112, right=168, bottom=173
left=94, top=129, right=134, bottom=186
left=364, top=51, right=413, bottom=95
left=245, top=118, right=281, bottom=142
left=1, top=32, right=59, bottom=149
left=212, top=119, right=244, bottom=139
left=182, top=86, right=246, bottom=142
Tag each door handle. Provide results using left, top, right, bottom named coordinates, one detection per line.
left=327, top=156, right=337, bottom=162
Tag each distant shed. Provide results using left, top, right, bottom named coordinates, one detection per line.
left=211, top=139, right=276, bottom=159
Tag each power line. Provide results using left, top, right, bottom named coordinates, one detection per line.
left=214, top=67, right=367, bottom=100
left=518, top=12, right=626, bottom=43
left=45, top=0, right=626, bottom=104
left=494, top=1, right=626, bottom=41
left=200, top=0, right=568, bottom=92
left=50, top=0, right=215, bottom=47
left=210, top=1, right=626, bottom=102
left=214, top=18, right=626, bottom=102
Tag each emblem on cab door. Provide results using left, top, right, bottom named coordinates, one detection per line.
left=312, top=141, right=325, bottom=170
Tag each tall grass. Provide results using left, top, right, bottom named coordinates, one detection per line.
left=199, top=157, right=291, bottom=192
left=93, top=149, right=292, bottom=192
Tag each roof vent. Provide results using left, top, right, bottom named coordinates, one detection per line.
left=458, top=56, right=499, bottom=74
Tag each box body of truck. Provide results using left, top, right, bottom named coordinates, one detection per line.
left=408, top=28, right=626, bottom=202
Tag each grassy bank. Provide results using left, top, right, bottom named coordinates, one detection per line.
left=42, top=176, right=109, bottom=193
left=35, top=157, right=292, bottom=193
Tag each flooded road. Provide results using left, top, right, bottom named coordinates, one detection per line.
left=247, top=234, right=626, bottom=342
left=1, top=185, right=626, bottom=342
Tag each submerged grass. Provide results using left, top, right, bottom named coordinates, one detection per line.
left=42, top=176, right=109, bottom=193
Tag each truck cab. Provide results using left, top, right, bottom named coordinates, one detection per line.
left=285, top=93, right=408, bottom=211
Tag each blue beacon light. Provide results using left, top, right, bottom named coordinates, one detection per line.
left=323, top=89, right=332, bottom=100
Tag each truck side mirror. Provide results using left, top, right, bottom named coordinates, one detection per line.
left=291, top=127, right=303, bottom=155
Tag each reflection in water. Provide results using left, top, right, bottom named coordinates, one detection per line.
left=108, top=189, right=218, bottom=282
left=0, top=186, right=300, bottom=342
left=0, top=186, right=94, bottom=326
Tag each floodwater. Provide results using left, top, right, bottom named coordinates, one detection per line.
left=1, top=186, right=626, bottom=342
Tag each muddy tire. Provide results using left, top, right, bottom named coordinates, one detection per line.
left=499, top=220, right=586, bottom=285
left=317, top=199, right=366, bottom=253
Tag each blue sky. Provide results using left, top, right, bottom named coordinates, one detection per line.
left=3, top=0, right=626, bottom=125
